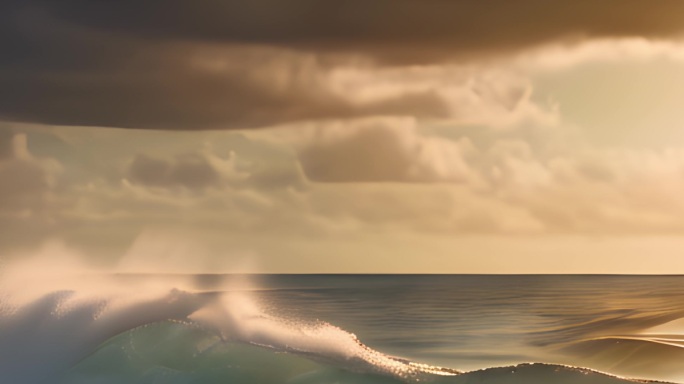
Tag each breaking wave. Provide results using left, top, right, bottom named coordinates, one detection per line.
left=1, top=252, right=682, bottom=384
left=0, top=279, right=674, bottom=384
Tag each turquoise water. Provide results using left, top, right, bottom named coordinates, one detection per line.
left=2, top=275, right=684, bottom=383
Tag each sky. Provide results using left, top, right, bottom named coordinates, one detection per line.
left=2, top=1, right=684, bottom=273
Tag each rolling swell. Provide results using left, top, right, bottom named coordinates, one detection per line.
left=0, top=287, right=462, bottom=383
left=3, top=272, right=684, bottom=383
left=0, top=287, right=673, bottom=384
left=559, top=335, right=684, bottom=380
left=64, top=320, right=668, bottom=384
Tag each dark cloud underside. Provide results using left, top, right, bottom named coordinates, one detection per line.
left=13, top=0, right=684, bottom=51
left=1, top=0, right=684, bottom=129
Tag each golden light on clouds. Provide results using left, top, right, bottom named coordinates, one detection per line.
left=2, top=1, right=684, bottom=272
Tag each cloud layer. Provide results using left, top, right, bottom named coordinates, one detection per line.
left=2, top=0, right=684, bottom=129
left=298, top=118, right=476, bottom=183
left=4, top=3, right=684, bottom=272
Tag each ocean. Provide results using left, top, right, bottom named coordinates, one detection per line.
left=2, top=274, right=684, bottom=383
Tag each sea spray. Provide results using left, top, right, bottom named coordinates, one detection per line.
left=190, top=293, right=461, bottom=379
left=1, top=255, right=684, bottom=383
left=0, top=254, right=450, bottom=383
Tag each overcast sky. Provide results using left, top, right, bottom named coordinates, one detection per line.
left=3, top=1, right=684, bottom=273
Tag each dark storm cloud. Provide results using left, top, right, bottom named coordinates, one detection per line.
left=0, top=1, right=451, bottom=130
left=1, top=0, right=684, bottom=129
left=22, top=0, right=684, bottom=54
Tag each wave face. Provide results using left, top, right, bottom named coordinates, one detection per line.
left=2, top=272, right=684, bottom=383
left=61, top=322, right=661, bottom=384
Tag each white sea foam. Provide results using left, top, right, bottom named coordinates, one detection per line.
left=1, top=275, right=661, bottom=384
left=190, top=293, right=460, bottom=379
left=0, top=250, right=457, bottom=383
left=0, top=249, right=678, bottom=384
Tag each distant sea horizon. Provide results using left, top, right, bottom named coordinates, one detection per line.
left=4, top=274, right=684, bottom=383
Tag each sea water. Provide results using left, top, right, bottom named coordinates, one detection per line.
left=2, top=274, right=684, bottom=383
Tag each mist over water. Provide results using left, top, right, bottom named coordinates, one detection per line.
left=2, top=257, right=684, bottom=384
